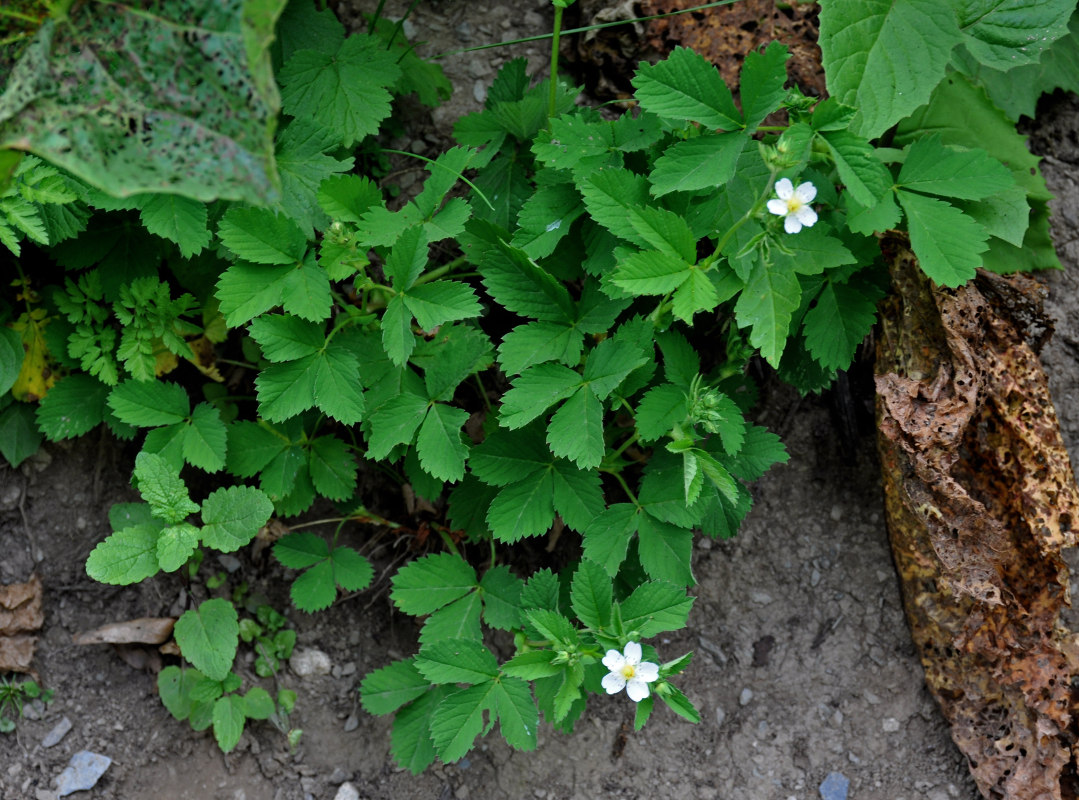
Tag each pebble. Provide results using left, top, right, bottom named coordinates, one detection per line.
left=217, top=554, right=242, bottom=573
left=473, top=80, right=486, bottom=104
left=334, top=783, right=360, bottom=800
left=55, top=751, right=111, bottom=797
left=0, top=483, right=22, bottom=510
left=882, top=717, right=901, bottom=732
left=819, top=771, right=850, bottom=800
left=290, top=648, right=332, bottom=678
left=455, top=21, right=473, bottom=43
left=810, top=568, right=821, bottom=587
left=714, top=707, right=726, bottom=727
left=42, top=717, right=72, bottom=748
left=739, top=688, right=753, bottom=706
left=343, top=714, right=359, bottom=732
left=750, top=591, right=773, bottom=605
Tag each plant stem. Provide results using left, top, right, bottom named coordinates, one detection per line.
left=413, top=256, right=467, bottom=286
left=548, top=4, right=565, bottom=121
left=602, top=468, right=641, bottom=508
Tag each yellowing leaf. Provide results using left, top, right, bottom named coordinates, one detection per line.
left=9, top=313, right=56, bottom=401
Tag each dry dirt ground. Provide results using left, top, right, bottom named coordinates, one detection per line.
left=2, top=3, right=1079, bottom=799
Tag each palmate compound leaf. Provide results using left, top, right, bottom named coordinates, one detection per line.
left=492, top=677, right=539, bottom=752
left=390, top=552, right=479, bottom=616
left=635, top=383, right=688, bottom=443
left=274, top=118, right=354, bottom=235
left=897, top=190, right=987, bottom=287
left=216, top=252, right=333, bottom=328
left=546, top=388, right=604, bottom=469
left=307, top=435, right=357, bottom=500
left=174, top=598, right=239, bottom=682
left=0, top=2, right=283, bottom=203
left=497, top=320, right=585, bottom=377
left=361, top=659, right=431, bottom=716
left=392, top=686, right=449, bottom=774
left=255, top=342, right=364, bottom=424
left=419, top=592, right=482, bottom=643
left=479, top=565, right=525, bottom=630
left=637, top=514, right=695, bottom=585
left=819, top=0, right=962, bottom=138
left=739, top=41, right=790, bottom=132
left=182, top=403, right=227, bottom=473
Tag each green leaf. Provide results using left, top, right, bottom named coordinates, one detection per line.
left=730, top=425, right=789, bottom=481
left=493, top=678, right=538, bottom=752
left=803, top=281, right=881, bottom=371
left=570, top=560, right=613, bottom=632
left=279, top=35, right=401, bottom=148
left=501, top=650, right=564, bottom=680
left=280, top=251, right=334, bottom=321
left=479, top=566, right=524, bottom=630
left=331, top=546, right=373, bottom=591
left=108, top=381, right=189, bottom=427
left=381, top=295, right=416, bottom=368
left=648, top=133, right=747, bottom=196
left=550, top=460, right=606, bottom=532
left=36, top=374, right=108, bottom=440
left=416, top=403, right=470, bottom=482
left=657, top=683, right=700, bottom=723
left=174, top=598, right=239, bottom=682
left=200, top=486, right=274, bottom=552
left=429, top=683, right=496, bottom=763
left=733, top=256, right=801, bottom=367
left=290, top=560, right=337, bottom=612
left=218, top=207, right=307, bottom=265
left=582, top=503, right=639, bottom=577
left=819, top=0, right=961, bottom=138
left=612, top=250, right=693, bottom=296
left=241, top=687, right=275, bottom=721
left=403, top=282, right=483, bottom=331
left=579, top=168, right=652, bottom=247
left=317, top=174, right=382, bottom=223
left=312, top=343, right=366, bottom=424
left=512, top=182, right=585, bottom=258
left=361, top=659, right=431, bottom=716
left=226, top=421, right=288, bottom=478
left=385, top=225, right=428, bottom=290
left=469, top=426, right=551, bottom=486
left=254, top=354, right=318, bottom=422
left=248, top=314, right=324, bottom=362
left=497, top=321, right=584, bottom=376
left=671, top=268, right=721, bottom=323
left=0, top=327, right=21, bottom=396
left=420, top=593, right=482, bottom=643
left=212, top=694, right=246, bottom=753
left=416, top=639, right=500, bottom=684
left=135, top=452, right=199, bottom=524
left=619, top=581, right=694, bottom=637
left=636, top=384, right=687, bottom=443
left=392, top=687, right=447, bottom=774
left=632, top=47, right=742, bottom=129
left=85, top=523, right=161, bottom=585
left=391, top=553, right=478, bottom=616
left=137, top=194, right=210, bottom=258
left=158, top=666, right=198, bottom=720
left=818, top=129, right=892, bottom=209
left=583, top=338, right=649, bottom=399
left=183, top=403, right=227, bottom=473
left=626, top=206, right=697, bottom=261
left=898, top=136, right=1015, bottom=200
left=739, top=42, right=789, bottom=131
left=897, top=190, right=987, bottom=286
left=366, top=391, right=429, bottom=460
left=499, top=363, right=581, bottom=429
left=468, top=227, right=576, bottom=322
left=525, top=609, right=578, bottom=646
left=274, top=532, right=330, bottom=569
left=546, top=388, right=603, bottom=469
left=275, top=118, right=354, bottom=234
left=156, top=522, right=199, bottom=572
left=308, top=435, right=357, bottom=500
left=487, top=471, right=557, bottom=543
left=637, top=515, right=694, bottom=585
left=959, top=0, right=1073, bottom=70
left=520, top=568, right=561, bottom=612
left=215, top=262, right=295, bottom=328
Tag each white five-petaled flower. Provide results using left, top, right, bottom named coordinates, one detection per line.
left=601, top=641, right=660, bottom=702
left=767, top=178, right=818, bottom=234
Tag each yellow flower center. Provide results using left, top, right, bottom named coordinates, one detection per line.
left=620, top=664, right=637, bottom=679
left=787, top=197, right=803, bottom=213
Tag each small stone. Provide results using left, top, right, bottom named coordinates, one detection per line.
left=831, top=709, right=843, bottom=727
left=339, top=662, right=356, bottom=677
left=473, top=80, right=486, bottom=104
left=328, top=768, right=349, bottom=785
left=455, top=785, right=470, bottom=799
left=217, top=554, right=242, bottom=573
left=22, top=699, right=44, bottom=720
left=750, top=591, right=773, bottom=605
left=55, top=751, right=111, bottom=798
left=714, top=706, right=726, bottom=727
left=343, top=714, right=359, bottom=732
left=290, top=648, right=332, bottom=678
left=882, top=717, right=901, bottom=732
left=810, top=569, right=821, bottom=587
left=334, top=784, right=360, bottom=800
left=42, top=717, right=72, bottom=748
left=523, top=10, right=544, bottom=27
left=35, top=790, right=56, bottom=800
left=863, top=690, right=881, bottom=705
left=739, top=688, right=753, bottom=706
left=820, top=772, right=849, bottom=800
left=455, top=21, right=474, bottom=43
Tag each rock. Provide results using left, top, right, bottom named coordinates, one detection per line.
left=334, top=782, right=360, bottom=800
left=739, top=688, right=753, bottom=706
left=55, top=751, right=111, bottom=797
left=819, top=771, right=849, bottom=800
left=41, top=716, right=72, bottom=748
left=714, top=706, right=726, bottom=727
left=289, top=648, right=332, bottom=678
left=343, top=714, right=359, bottom=732
left=882, top=717, right=901, bottom=732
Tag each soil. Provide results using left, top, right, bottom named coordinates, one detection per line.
left=2, top=3, right=1079, bottom=800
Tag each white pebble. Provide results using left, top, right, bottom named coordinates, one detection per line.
left=290, top=648, right=332, bottom=678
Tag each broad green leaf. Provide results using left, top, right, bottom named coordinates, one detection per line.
left=330, top=546, right=373, bottom=591
left=818, top=129, right=892, bottom=208
left=158, top=666, right=199, bottom=721
left=254, top=354, right=318, bottom=422
left=366, top=391, right=429, bottom=460
left=897, top=190, right=987, bottom=286
left=0, top=4, right=283, bottom=203
left=579, top=168, right=652, bottom=247
left=497, top=321, right=584, bottom=376
left=546, top=388, right=603, bottom=469
left=200, top=486, right=274, bottom=552
left=392, top=687, right=447, bottom=774
left=499, top=363, right=581, bottom=429
left=657, top=683, right=700, bottom=723
left=416, top=639, right=500, bottom=684
left=671, top=268, right=721, bottom=323
left=155, top=522, right=199, bottom=572
left=583, top=338, right=649, bottom=399
left=241, top=687, right=275, bottom=721
left=412, top=146, right=482, bottom=219
left=487, top=471, right=557, bottom=543
left=174, top=598, right=239, bottom=682
left=420, top=592, right=482, bottom=643
left=959, top=0, right=1073, bottom=70
left=226, top=421, right=289, bottom=478
left=85, top=523, right=161, bottom=585
left=550, top=460, right=606, bottom=533
left=218, top=207, right=307, bottom=265
left=612, top=250, right=693, bottom=296
left=248, top=314, right=324, bottom=362
left=781, top=227, right=857, bottom=275
left=385, top=226, right=428, bottom=290
left=958, top=184, right=1030, bottom=247
left=108, top=381, right=189, bottom=427
left=308, top=435, right=357, bottom=500
left=493, top=678, right=538, bottom=752
left=137, top=194, right=210, bottom=258
left=582, top=504, right=639, bottom=577
left=898, top=136, right=1015, bottom=200
left=733, top=256, right=801, bottom=367
left=273, top=531, right=330, bottom=570
left=632, top=47, right=742, bottom=129
left=512, top=182, right=585, bottom=258
left=414, top=324, right=494, bottom=402
left=183, top=403, right=227, bottom=473
left=212, top=695, right=246, bottom=753
left=416, top=403, right=470, bottom=482
left=391, top=553, right=478, bottom=616
left=819, top=0, right=961, bottom=138
left=36, top=374, right=108, bottom=440
left=803, top=281, right=881, bottom=371
left=361, top=659, right=431, bottom=716
left=479, top=566, right=524, bottom=630
left=635, top=384, right=687, bottom=443
left=290, top=560, right=336, bottom=612
left=280, top=251, right=333, bottom=321
left=381, top=294, right=416, bottom=367
left=570, top=560, right=613, bottom=632
left=626, top=206, right=697, bottom=261
left=403, top=282, right=483, bottom=331
left=279, top=34, right=401, bottom=148
left=520, top=568, right=561, bottom=612
left=525, top=609, right=578, bottom=646
left=637, top=515, right=694, bottom=585
left=739, top=42, right=790, bottom=131
left=274, top=118, right=354, bottom=234
left=469, top=426, right=551, bottom=486
left=619, top=581, right=695, bottom=637
left=215, top=262, right=296, bottom=328
left=312, top=343, right=366, bottom=424
left=501, top=650, right=564, bottom=680
left=729, top=424, right=789, bottom=481
left=648, top=133, right=748, bottom=196
left=656, top=330, right=700, bottom=389
left=135, top=452, right=199, bottom=524
left=469, top=227, right=576, bottom=322
left=317, top=174, right=382, bottom=223
left=429, top=683, right=496, bottom=763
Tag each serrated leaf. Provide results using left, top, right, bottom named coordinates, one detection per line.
left=420, top=592, right=482, bottom=643
left=280, top=251, right=333, bottom=321
left=275, top=118, right=354, bottom=235
left=571, top=560, right=613, bottom=632
left=0, top=327, right=21, bottom=396
left=254, top=354, right=318, bottom=422
left=156, top=522, right=199, bottom=572
left=898, top=136, right=1015, bottom=200
left=739, top=42, right=789, bottom=131
left=248, top=314, right=324, bottom=362
left=381, top=294, right=416, bottom=367
left=392, top=687, right=447, bottom=774
left=317, top=174, right=382, bottom=223
left=637, top=515, right=694, bottom=585
left=469, top=227, right=576, bottom=322
left=733, top=256, right=801, bottom=367
left=671, top=268, right=720, bottom=323
left=493, top=678, right=538, bottom=752
left=469, top=425, right=551, bottom=486
left=416, top=403, right=470, bottom=482
left=215, top=262, right=296, bottom=328
left=137, top=194, right=210, bottom=258
left=819, top=0, right=961, bottom=138
left=279, top=35, right=401, bottom=148
left=241, top=687, right=275, bottom=721
left=648, top=133, right=747, bottom=196
left=525, top=609, right=578, bottom=646
left=579, top=168, right=652, bottom=247
left=218, top=207, right=307, bottom=265
left=512, top=182, right=584, bottom=258
left=417, top=639, right=500, bottom=684
left=611, top=250, right=693, bottom=296
left=313, top=343, right=366, bottom=424
left=212, top=695, right=246, bottom=753
left=520, top=568, right=561, bottom=612
left=174, top=598, right=239, bottom=682
left=361, top=659, right=431, bottom=716
left=330, top=547, right=373, bottom=591
left=108, top=380, right=189, bottom=427
left=657, top=683, right=700, bottom=723
left=636, top=384, right=687, bottom=443
left=632, top=47, right=742, bottom=129
left=546, top=388, right=603, bottom=469
left=200, top=485, right=274, bottom=552
left=487, top=471, right=556, bottom=543
left=429, top=683, right=496, bottom=763
left=497, top=321, right=584, bottom=376
left=135, top=452, right=199, bottom=524
left=366, top=391, right=429, bottom=460
left=897, top=190, right=987, bottom=286
left=501, top=650, right=564, bottom=680
left=959, top=0, right=1073, bottom=70
left=385, top=225, right=428, bottom=290
left=729, top=424, right=789, bottom=481
left=479, top=566, right=524, bottom=630
left=290, top=560, right=336, bottom=612
left=818, top=129, right=892, bottom=208
left=803, top=281, right=880, bottom=371
left=619, top=581, right=694, bottom=637
left=403, top=282, right=483, bottom=331
left=582, top=503, right=639, bottom=577
left=85, top=523, right=161, bottom=585
left=391, top=553, right=478, bottom=616
left=550, top=460, right=605, bottom=532
left=583, top=338, right=649, bottom=399
left=226, top=421, right=288, bottom=478
left=36, top=374, right=108, bottom=440
left=499, top=363, right=581, bottom=429
left=308, top=435, right=357, bottom=500
left=274, top=532, right=330, bottom=569
left=183, top=403, right=227, bottom=473
left=626, top=206, right=697, bottom=261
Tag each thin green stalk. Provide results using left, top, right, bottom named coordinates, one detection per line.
left=709, top=167, right=778, bottom=259
left=0, top=9, right=40, bottom=23
left=413, top=256, right=467, bottom=286
left=384, top=0, right=424, bottom=49
left=367, top=0, right=388, bottom=34
left=381, top=149, right=495, bottom=210
left=548, top=3, right=565, bottom=121
left=602, top=468, right=641, bottom=509
left=609, top=431, right=640, bottom=462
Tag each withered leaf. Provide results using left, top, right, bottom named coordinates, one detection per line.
left=73, top=617, right=175, bottom=646
left=0, top=574, right=43, bottom=673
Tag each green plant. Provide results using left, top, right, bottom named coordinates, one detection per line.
left=0, top=0, right=1076, bottom=776
left=0, top=674, right=52, bottom=733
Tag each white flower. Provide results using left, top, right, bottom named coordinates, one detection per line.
left=601, top=641, right=660, bottom=702
left=767, top=178, right=818, bottom=234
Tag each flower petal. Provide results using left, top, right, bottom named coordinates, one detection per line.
left=602, top=672, right=627, bottom=695
left=794, top=206, right=818, bottom=228
left=794, top=181, right=817, bottom=203
left=635, top=661, right=660, bottom=683
left=784, top=215, right=803, bottom=234
left=774, top=178, right=794, bottom=199
left=623, top=641, right=643, bottom=665
left=626, top=679, right=651, bottom=702
left=602, top=650, right=626, bottom=671
left=766, top=198, right=789, bottom=217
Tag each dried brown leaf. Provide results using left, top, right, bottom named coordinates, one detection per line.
left=72, top=617, right=175, bottom=646
left=0, top=635, right=36, bottom=673
left=0, top=573, right=44, bottom=636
